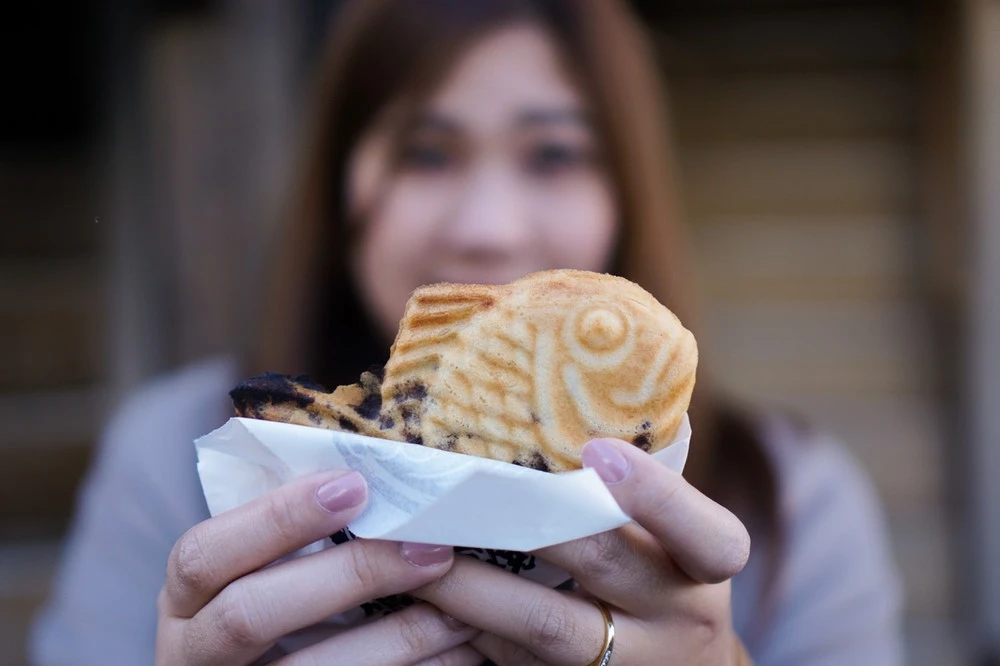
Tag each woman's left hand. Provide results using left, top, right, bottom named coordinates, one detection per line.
left=411, top=437, right=752, bottom=665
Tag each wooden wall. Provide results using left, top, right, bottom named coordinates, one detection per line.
left=651, top=1, right=961, bottom=663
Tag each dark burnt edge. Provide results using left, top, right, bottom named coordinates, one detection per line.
left=632, top=431, right=652, bottom=451
left=392, top=380, right=427, bottom=403
left=351, top=370, right=385, bottom=421
left=329, top=527, right=357, bottom=545
left=230, top=373, right=315, bottom=414
left=512, top=452, right=551, bottom=472
left=290, top=374, right=330, bottom=393
left=453, top=547, right=536, bottom=574
left=337, top=416, right=359, bottom=432
left=359, top=369, right=382, bottom=392
left=399, top=404, right=419, bottom=425
left=630, top=419, right=654, bottom=451
left=528, top=452, right=551, bottom=472
left=353, top=388, right=382, bottom=420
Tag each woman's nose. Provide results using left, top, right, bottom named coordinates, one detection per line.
left=443, top=162, right=531, bottom=253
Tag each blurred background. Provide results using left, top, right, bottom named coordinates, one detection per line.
left=1, top=0, right=998, bottom=664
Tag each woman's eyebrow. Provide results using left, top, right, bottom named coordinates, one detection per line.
left=515, top=107, right=590, bottom=127
left=405, top=108, right=590, bottom=132
left=407, top=112, right=459, bottom=133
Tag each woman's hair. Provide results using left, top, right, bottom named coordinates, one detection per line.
left=251, top=0, right=780, bottom=627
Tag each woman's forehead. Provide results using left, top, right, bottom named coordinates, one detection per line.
left=418, top=23, right=588, bottom=131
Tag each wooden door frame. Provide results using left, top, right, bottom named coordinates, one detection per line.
left=916, top=0, right=998, bottom=659
left=962, top=0, right=1000, bottom=661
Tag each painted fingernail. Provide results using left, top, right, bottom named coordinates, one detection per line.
left=316, top=472, right=367, bottom=513
left=401, top=542, right=453, bottom=567
left=582, top=439, right=631, bottom=485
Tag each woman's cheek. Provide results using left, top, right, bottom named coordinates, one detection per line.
left=385, top=176, right=461, bottom=237
left=376, top=178, right=458, bottom=254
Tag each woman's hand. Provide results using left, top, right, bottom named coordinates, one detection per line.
left=412, top=438, right=752, bottom=665
left=156, top=469, right=478, bottom=665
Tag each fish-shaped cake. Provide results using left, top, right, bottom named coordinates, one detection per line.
left=232, top=269, right=697, bottom=471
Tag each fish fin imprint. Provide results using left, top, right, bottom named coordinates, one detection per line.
left=381, top=283, right=504, bottom=435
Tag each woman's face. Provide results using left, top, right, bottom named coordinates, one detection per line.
left=349, top=24, right=618, bottom=338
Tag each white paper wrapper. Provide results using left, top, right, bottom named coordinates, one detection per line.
left=195, top=416, right=689, bottom=646
left=195, top=414, right=690, bottom=552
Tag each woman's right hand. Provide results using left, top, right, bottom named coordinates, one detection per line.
left=155, top=469, right=478, bottom=665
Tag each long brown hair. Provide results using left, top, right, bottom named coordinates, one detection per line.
left=252, top=0, right=779, bottom=626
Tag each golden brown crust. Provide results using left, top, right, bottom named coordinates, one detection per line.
left=232, top=270, right=697, bottom=471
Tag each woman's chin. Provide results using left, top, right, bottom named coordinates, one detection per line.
left=427, top=267, right=539, bottom=286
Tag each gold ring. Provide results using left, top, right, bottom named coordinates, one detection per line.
left=589, top=600, right=615, bottom=666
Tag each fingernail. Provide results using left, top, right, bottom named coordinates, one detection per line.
left=442, top=613, right=468, bottom=630
left=400, top=542, right=452, bottom=567
left=316, top=472, right=367, bottom=513
left=582, top=439, right=631, bottom=484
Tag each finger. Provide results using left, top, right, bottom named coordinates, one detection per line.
left=412, top=644, right=485, bottom=666
left=414, top=557, right=636, bottom=665
left=272, top=603, right=478, bottom=666
left=164, top=469, right=367, bottom=617
left=184, top=540, right=455, bottom=665
left=534, top=523, right=679, bottom=614
left=471, top=633, right=546, bottom=666
left=581, top=438, right=750, bottom=583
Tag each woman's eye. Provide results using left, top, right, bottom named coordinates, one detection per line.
left=400, top=144, right=453, bottom=171
left=526, top=143, right=586, bottom=175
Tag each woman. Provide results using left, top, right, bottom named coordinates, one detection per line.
left=32, top=1, right=903, bottom=664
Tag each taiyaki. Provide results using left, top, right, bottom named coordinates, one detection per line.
left=232, top=269, right=697, bottom=471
